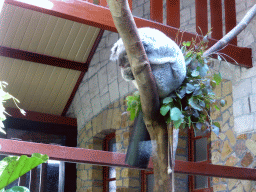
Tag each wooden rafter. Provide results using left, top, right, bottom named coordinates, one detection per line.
left=6, top=107, right=77, bottom=127
left=1, top=138, right=256, bottom=181
left=0, top=46, right=87, bottom=71
left=61, top=29, right=105, bottom=116
left=5, top=0, right=252, bottom=68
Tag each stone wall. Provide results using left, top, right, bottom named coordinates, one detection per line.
left=66, top=0, right=256, bottom=191
left=211, top=79, right=256, bottom=191
left=76, top=95, right=189, bottom=192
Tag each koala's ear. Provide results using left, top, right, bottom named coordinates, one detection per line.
left=110, top=39, right=125, bottom=61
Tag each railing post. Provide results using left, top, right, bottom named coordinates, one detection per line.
left=195, top=0, right=208, bottom=35
left=210, top=0, right=223, bottom=40
left=166, top=0, right=180, bottom=28
left=150, top=0, right=163, bottom=23
left=225, top=0, right=237, bottom=45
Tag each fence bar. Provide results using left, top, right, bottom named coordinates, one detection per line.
left=195, top=0, right=208, bottom=35
left=150, top=0, right=163, bottom=23
left=224, top=0, right=237, bottom=45
left=210, top=0, right=223, bottom=40
left=166, top=0, right=180, bottom=28
left=1, top=139, right=256, bottom=180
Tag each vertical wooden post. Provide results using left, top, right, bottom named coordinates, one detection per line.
left=150, top=0, right=163, bottom=23
left=195, top=0, right=208, bottom=35
left=225, top=0, right=237, bottom=45
left=210, top=0, right=223, bottom=40
left=166, top=0, right=180, bottom=28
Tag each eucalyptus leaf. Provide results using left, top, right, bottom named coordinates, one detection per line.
left=170, top=107, right=182, bottom=121
left=186, top=83, right=195, bottom=94
left=177, top=87, right=186, bottom=99
left=188, top=98, right=202, bottom=111
left=212, top=125, right=220, bottom=136
left=160, top=105, right=171, bottom=116
left=191, top=70, right=199, bottom=77
left=213, top=73, right=222, bottom=85
left=5, top=186, right=30, bottom=192
left=199, top=100, right=205, bottom=108
left=185, top=56, right=194, bottom=66
left=196, top=122, right=202, bottom=130
left=192, top=87, right=202, bottom=96
left=173, top=118, right=183, bottom=129
left=199, top=63, right=209, bottom=77
left=162, top=97, right=173, bottom=104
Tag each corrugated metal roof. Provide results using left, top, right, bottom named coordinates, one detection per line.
left=0, top=3, right=100, bottom=115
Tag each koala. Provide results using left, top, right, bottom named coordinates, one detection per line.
left=110, top=27, right=186, bottom=98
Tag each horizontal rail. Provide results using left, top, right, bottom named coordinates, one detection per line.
left=0, top=46, right=87, bottom=72
left=1, top=139, right=256, bottom=181
left=5, top=0, right=252, bottom=68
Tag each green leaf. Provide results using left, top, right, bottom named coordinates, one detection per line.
left=214, top=104, right=220, bottom=111
left=160, top=105, right=171, bottom=116
left=177, top=87, right=186, bottom=99
left=191, top=70, right=199, bottom=77
left=213, top=73, right=222, bottom=85
left=199, top=63, right=209, bottom=77
left=170, top=107, right=182, bottom=121
left=1, top=93, right=13, bottom=101
left=188, top=97, right=202, bottom=111
left=186, top=83, right=195, bottom=94
left=162, top=97, right=173, bottom=104
left=5, top=186, right=30, bottom=192
left=0, top=154, right=49, bottom=190
left=173, top=118, right=183, bottom=129
left=210, top=80, right=217, bottom=89
left=183, top=41, right=191, bottom=47
left=213, top=122, right=221, bottom=128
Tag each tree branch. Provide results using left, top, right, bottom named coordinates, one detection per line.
left=203, top=4, right=256, bottom=58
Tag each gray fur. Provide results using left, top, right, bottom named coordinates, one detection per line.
left=110, top=27, right=186, bottom=98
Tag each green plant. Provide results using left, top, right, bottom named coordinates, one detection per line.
left=0, top=153, right=49, bottom=191
left=126, top=35, right=225, bottom=136
left=0, top=81, right=25, bottom=134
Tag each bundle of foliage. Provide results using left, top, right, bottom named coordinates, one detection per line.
left=0, top=153, right=49, bottom=191
left=126, top=36, right=225, bottom=136
left=0, top=81, right=25, bottom=134
left=0, top=81, right=49, bottom=191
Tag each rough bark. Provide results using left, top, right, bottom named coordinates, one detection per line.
left=107, top=0, right=171, bottom=191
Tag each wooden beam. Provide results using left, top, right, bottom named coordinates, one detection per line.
left=1, top=139, right=256, bottom=181
left=210, top=0, right=223, bottom=40
left=0, top=46, right=87, bottom=71
left=6, top=107, right=77, bottom=127
left=225, top=0, right=237, bottom=45
left=195, top=0, right=208, bottom=35
left=5, top=0, right=252, bottom=67
left=150, top=0, right=163, bottom=23
left=166, top=0, right=180, bottom=28
left=61, top=29, right=104, bottom=116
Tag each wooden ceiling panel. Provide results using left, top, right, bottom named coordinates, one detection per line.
left=1, top=4, right=100, bottom=63
left=0, top=57, right=81, bottom=115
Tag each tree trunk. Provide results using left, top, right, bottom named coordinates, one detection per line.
left=106, top=0, right=171, bottom=191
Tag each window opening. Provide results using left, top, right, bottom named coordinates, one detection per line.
left=103, top=133, right=116, bottom=192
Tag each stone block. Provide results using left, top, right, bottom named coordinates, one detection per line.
left=107, top=61, right=118, bottom=83
left=91, top=96, right=102, bottom=116
left=112, top=108, right=122, bottom=129
left=89, top=74, right=100, bottom=98
left=221, top=95, right=233, bottom=112
left=222, top=80, right=232, bottom=96
left=225, top=155, right=238, bottom=166
left=101, top=92, right=110, bottom=110
left=109, top=79, right=120, bottom=103
left=241, top=152, right=253, bottom=167
left=99, top=48, right=111, bottom=63
left=234, top=115, right=253, bottom=134
left=213, top=184, right=227, bottom=191
left=231, top=183, right=243, bottom=192
left=228, top=179, right=239, bottom=190
left=98, top=66, right=108, bottom=95
left=232, top=78, right=251, bottom=100
left=90, top=51, right=100, bottom=66
left=237, top=134, right=247, bottom=140
left=133, top=6, right=143, bottom=18
left=226, top=130, right=236, bottom=146
left=119, top=80, right=129, bottom=98
left=245, top=139, right=256, bottom=156
left=143, top=1, right=150, bottom=15
left=221, top=140, right=233, bottom=161
left=250, top=94, right=256, bottom=112
left=107, top=32, right=119, bottom=47
left=241, top=180, right=252, bottom=192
